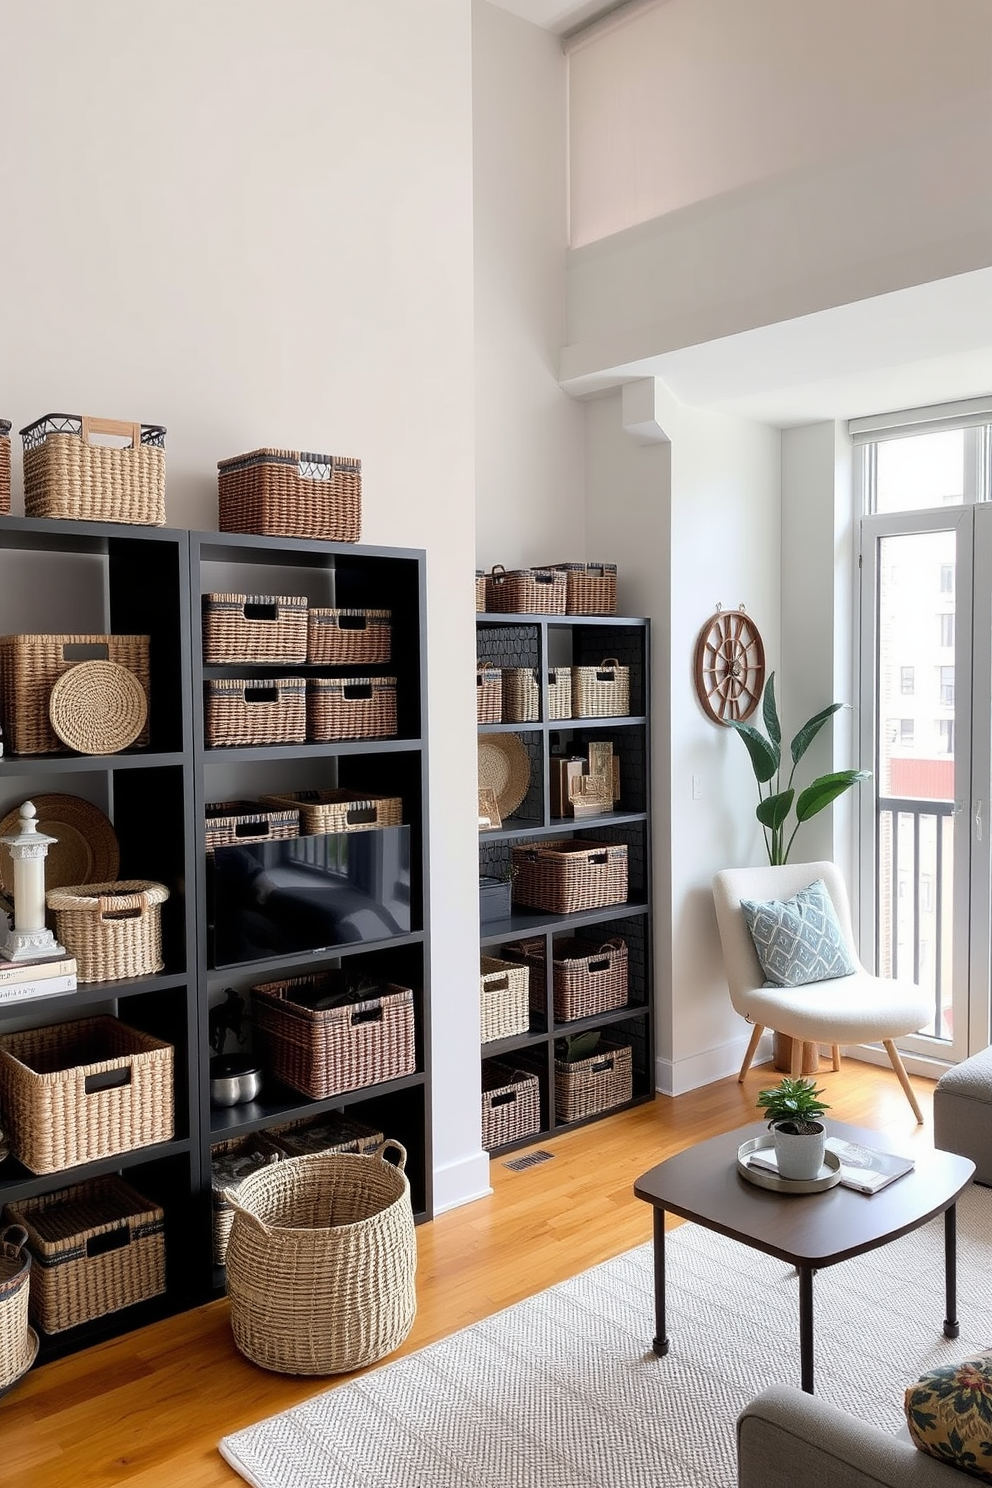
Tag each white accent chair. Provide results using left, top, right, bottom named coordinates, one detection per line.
left=712, top=860, right=930, bottom=1123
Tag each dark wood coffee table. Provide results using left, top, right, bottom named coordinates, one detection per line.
left=634, top=1119, right=975, bottom=1394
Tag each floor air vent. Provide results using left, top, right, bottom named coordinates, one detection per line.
left=504, top=1149, right=555, bottom=1171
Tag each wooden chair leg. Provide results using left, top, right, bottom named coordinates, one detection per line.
left=790, top=1038, right=803, bottom=1077
left=882, top=1038, right=924, bottom=1124
left=831, top=1045, right=842, bottom=1072
left=738, top=1023, right=764, bottom=1082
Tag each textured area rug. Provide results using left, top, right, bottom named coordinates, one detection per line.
left=220, top=1183, right=992, bottom=1488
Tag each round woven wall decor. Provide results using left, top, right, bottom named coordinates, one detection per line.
left=478, top=733, right=531, bottom=819
left=48, top=661, right=148, bottom=755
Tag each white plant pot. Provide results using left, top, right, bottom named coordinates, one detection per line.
left=772, top=1120, right=826, bottom=1181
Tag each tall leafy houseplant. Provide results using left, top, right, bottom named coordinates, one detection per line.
left=728, top=673, right=869, bottom=866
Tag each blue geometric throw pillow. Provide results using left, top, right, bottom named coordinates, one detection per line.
left=740, top=879, right=856, bottom=987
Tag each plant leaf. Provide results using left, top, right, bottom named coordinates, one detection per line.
left=795, top=769, right=871, bottom=822
left=762, top=672, right=781, bottom=749
left=755, top=789, right=794, bottom=830
left=727, top=721, right=779, bottom=783
left=790, top=703, right=842, bottom=766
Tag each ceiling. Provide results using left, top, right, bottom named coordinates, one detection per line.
left=486, top=0, right=626, bottom=35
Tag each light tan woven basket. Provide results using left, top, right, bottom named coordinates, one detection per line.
left=485, top=565, right=566, bottom=615
left=546, top=562, right=618, bottom=616
left=258, top=789, right=402, bottom=835
left=476, top=663, right=502, bottom=723
left=202, top=593, right=307, bottom=666
left=480, top=956, right=530, bottom=1043
left=306, top=675, right=397, bottom=742
left=4, top=1175, right=166, bottom=1333
left=555, top=1040, right=632, bottom=1122
left=0, top=1015, right=174, bottom=1174
left=511, top=839, right=628, bottom=915
left=481, top=1063, right=541, bottom=1150
left=0, top=421, right=10, bottom=516
left=0, top=1225, right=33, bottom=1393
left=46, top=879, right=169, bottom=982
left=0, top=633, right=150, bottom=756
left=218, top=448, right=361, bottom=542
left=506, top=935, right=628, bottom=1022
left=306, top=608, right=391, bottom=666
left=224, top=1142, right=416, bottom=1375
left=475, top=570, right=486, bottom=613
left=501, top=667, right=572, bottom=723
left=205, top=799, right=300, bottom=855
left=571, top=658, right=630, bottom=718
left=205, top=675, right=307, bottom=747
left=20, top=414, right=166, bottom=525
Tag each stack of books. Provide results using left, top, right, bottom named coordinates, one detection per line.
left=0, top=952, right=77, bottom=1004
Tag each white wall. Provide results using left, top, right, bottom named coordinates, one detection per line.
left=0, top=0, right=488, bottom=1213
left=472, top=1, right=586, bottom=569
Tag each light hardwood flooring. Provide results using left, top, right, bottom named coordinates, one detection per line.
left=2, top=1059, right=937, bottom=1488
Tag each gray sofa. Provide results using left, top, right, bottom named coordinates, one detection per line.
left=737, top=1384, right=965, bottom=1486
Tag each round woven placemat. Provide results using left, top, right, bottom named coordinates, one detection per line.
left=0, top=794, right=119, bottom=893
left=478, top=733, right=531, bottom=819
left=48, top=661, right=148, bottom=755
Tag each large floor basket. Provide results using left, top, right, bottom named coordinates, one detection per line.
left=0, top=1225, right=34, bottom=1394
left=224, top=1141, right=416, bottom=1375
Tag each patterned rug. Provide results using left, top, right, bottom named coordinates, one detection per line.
left=220, top=1182, right=992, bottom=1488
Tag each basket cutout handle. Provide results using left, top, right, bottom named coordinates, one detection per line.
left=242, top=602, right=279, bottom=622
left=487, top=975, right=509, bottom=992
left=591, top=1056, right=615, bottom=1075
left=244, top=685, right=279, bottom=704
left=490, top=1090, right=517, bottom=1108
left=533, top=571, right=555, bottom=585
left=346, top=805, right=377, bottom=826
left=62, top=641, right=110, bottom=663
left=338, top=614, right=368, bottom=632
left=98, top=890, right=149, bottom=918
left=373, top=1138, right=407, bottom=1171
left=84, top=1065, right=133, bottom=1095
left=343, top=683, right=373, bottom=700
left=588, top=851, right=609, bottom=866
left=587, top=957, right=610, bottom=973
left=86, top=1224, right=131, bottom=1259
left=351, top=1002, right=384, bottom=1025
left=236, top=820, right=270, bottom=838
left=0, top=1225, right=28, bottom=1258
left=81, top=416, right=142, bottom=449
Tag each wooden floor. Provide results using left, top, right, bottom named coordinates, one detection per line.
left=2, top=1058, right=936, bottom=1488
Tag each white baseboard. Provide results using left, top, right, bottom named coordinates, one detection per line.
left=656, top=1029, right=774, bottom=1096
left=431, top=1149, right=492, bottom=1216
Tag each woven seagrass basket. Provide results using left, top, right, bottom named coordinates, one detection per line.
left=571, top=658, right=630, bottom=718
left=485, top=565, right=566, bottom=615
left=481, top=1062, right=540, bottom=1149
left=0, top=1015, right=174, bottom=1174
left=218, top=448, right=361, bottom=542
left=0, top=420, right=10, bottom=516
left=480, top=956, right=529, bottom=1043
left=475, top=570, right=486, bottom=612
left=306, top=609, right=391, bottom=666
left=204, top=800, right=300, bottom=855
left=205, top=675, right=307, bottom=747
left=4, top=1175, right=165, bottom=1333
left=505, top=936, right=628, bottom=1022
left=0, top=1225, right=33, bottom=1394
left=202, top=593, right=307, bottom=666
left=258, top=789, right=402, bottom=835
left=46, top=879, right=169, bottom=982
left=306, top=675, right=397, bottom=742
left=476, top=663, right=502, bottom=723
left=547, top=562, right=618, bottom=615
left=511, top=839, right=628, bottom=915
left=0, top=633, right=150, bottom=756
left=224, top=1142, right=416, bottom=1374
left=555, top=1040, right=632, bottom=1122
left=20, top=414, right=166, bottom=525
left=252, top=973, right=416, bottom=1100
left=501, top=667, right=571, bottom=723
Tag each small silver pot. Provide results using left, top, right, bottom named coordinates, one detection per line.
left=210, top=1055, right=262, bottom=1108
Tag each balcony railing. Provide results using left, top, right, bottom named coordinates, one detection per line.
left=875, top=794, right=955, bottom=1040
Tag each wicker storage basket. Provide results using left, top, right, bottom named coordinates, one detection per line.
left=571, top=658, right=630, bottom=718
left=252, top=973, right=416, bottom=1100
left=210, top=1133, right=284, bottom=1267
left=0, top=420, right=10, bottom=516
left=205, top=675, right=306, bottom=747
left=485, top=565, right=567, bottom=615
left=202, top=593, right=307, bottom=666
left=306, top=675, right=397, bottom=742
left=0, top=1225, right=33, bottom=1392
left=306, top=608, right=391, bottom=666
left=476, top=664, right=502, bottom=724
left=218, top=448, right=361, bottom=543
left=20, top=414, right=166, bottom=526
left=548, top=562, right=618, bottom=616
left=555, top=1040, right=632, bottom=1123
left=0, top=632, right=150, bottom=756
left=4, top=1175, right=166, bottom=1333
left=501, top=667, right=571, bottom=723
left=0, top=1016, right=174, bottom=1174
left=258, top=789, right=402, bottom=835
left=224, top=1142, right=415, bottom=1375
left=480, top=956, right=529, bottom=1044
left=46, top=879, right=170, bottom=983
left=205, top=799, right=300, bottom=855
left=481, top=1063, right=540, bottom=1150
left=267, top=1113, right=384, bottom=1160
left=475, top=570, right=486, bottom=613
left=511, top=839, right=628, bottom=915
left=505, top=936, right=628, bottom=1022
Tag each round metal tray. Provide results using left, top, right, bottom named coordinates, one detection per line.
left=737, top=1134, right=842, bottom=1194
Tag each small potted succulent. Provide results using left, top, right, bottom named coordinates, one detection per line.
left=756, top=1076, right=830, bottom=1180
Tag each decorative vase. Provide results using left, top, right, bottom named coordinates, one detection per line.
left=771, top=1119, right=826, bottom=1181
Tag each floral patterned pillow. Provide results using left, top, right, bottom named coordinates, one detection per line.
left=905, top=1351, right=992, bottom=1482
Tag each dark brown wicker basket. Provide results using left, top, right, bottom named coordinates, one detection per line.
left=306, top=675, right=397, bottom=741
left=511, top=839, right=628, bottom=915
left=0, top=632, right=150, bottom=756
left=205, top=675, right=307, bottom=747
left=481, top=1062, right=540, bottom=1150
left=506, top=935, right=628, bottom=1022
left=306, top=609, right=391, bottom=666
left=0, top=421, right=10, bottom=516
left=218, top=448, right=361, bottom=542
left=3, top=1174, right=166, bottom=1333
left=20, top=414, right=166, bottom=526
left=546, top=562, right=618, bottom=616
left=205, top=800, right=300, bottom=854
left=202, top=593, right=307, bottom=666
left=252, top=973, right=416, bottom=1100
left=258, top=789, right=402, bottom=835
left=485, top=566, right=567, bottom=615
left=554, top=1041, right=632, bottom=1123
left=476, top=664, right=502, bottom=724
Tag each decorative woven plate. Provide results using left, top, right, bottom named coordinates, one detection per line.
left=48, top=660, right=148, bottom=755
left=0, top=794, right=119, bottom=893
left=478, top=733, right=531, bottom=819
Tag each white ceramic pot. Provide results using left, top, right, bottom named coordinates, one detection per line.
left=772, top=1120, right=826, bottom=1181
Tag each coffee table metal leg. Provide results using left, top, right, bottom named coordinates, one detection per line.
left=798, top=1265, right=814, bottom=1394
left=652, top=1207, right=669, bottom=1356
left=944, top=1204, right=960, bottom=1339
